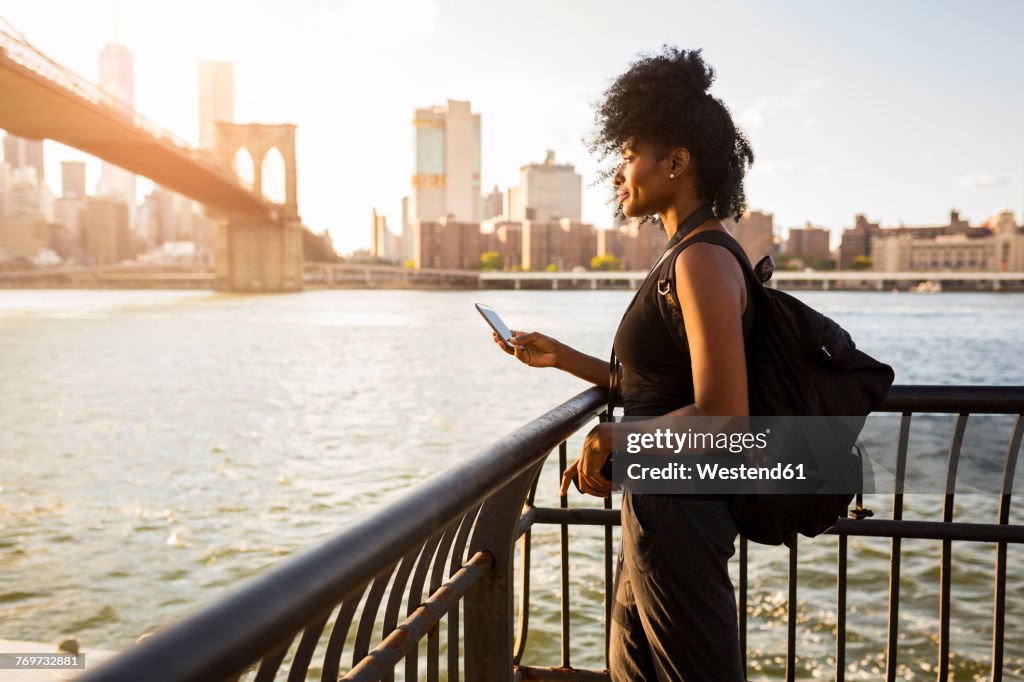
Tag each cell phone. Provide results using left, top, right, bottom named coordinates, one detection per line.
left=475, top=303, right=515, bottom=350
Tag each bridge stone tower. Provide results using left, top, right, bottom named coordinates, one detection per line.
left=212, top=122, right=303, bottom=292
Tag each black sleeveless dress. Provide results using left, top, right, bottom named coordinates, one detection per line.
left=607, top=229, right=752, bottom=682
left=613, top=232, right=754, bottom=417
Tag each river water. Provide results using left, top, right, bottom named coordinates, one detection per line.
left=1, top=289, right=1022, bottom=680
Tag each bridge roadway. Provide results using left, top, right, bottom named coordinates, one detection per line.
left=0, top=34, right=269, bottom=215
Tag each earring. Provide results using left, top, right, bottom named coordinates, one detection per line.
left=669, top=174, right=675, bottom=179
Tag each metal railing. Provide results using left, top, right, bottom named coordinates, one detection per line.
left=80, top=385, right=1024, bottom=682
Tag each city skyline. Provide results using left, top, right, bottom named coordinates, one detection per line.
left=3, top=0, right=1022, bottom=254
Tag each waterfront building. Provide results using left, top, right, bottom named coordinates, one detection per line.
left=481, top=186, right=503, bottom=221
left=370, top=209, right=401, bottom=262
left=409, top=100, right=481, bottom=224
left=53, top=196, right=86, bottom=243
left=507, top=150, right=582, bottom=223
left=488, top=219, right=522, bottom=270
left=596, top=226, right=625, bottom=265
left=81, top=196, right=133, bottom=264
left=139, top=187, right=196, bottom=245
left=838, top=214, right=881, bottom=269
left=0, top=217, right=49, bottom=259
left=871, top=210, right=1024, bottom=272
left=61, top=161, right=86, bottom=199
left=724, top=209, right=774, bottom=266
left=2, top=166, right=44, bottom=220
left=198, top=61, right=234, bottom=149
left=3, top=134, right=44, bottom=182
left=559, top=219, right=597, bottom=271
left=97, top=43, right=137, bottom=232
left=521, top=220, right=562, bottom=271
left=619, top=219, right=664, bottom=271
left=839, top=210, right=970, bottom=269
left=785, top=224, right=832, bottom=262
left=414, top=216, right=482, bottom=270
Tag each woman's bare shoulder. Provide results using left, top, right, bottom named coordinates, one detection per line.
left=675, top=235, right=745, bottom=291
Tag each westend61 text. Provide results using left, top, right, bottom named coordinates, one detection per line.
left=623, top=427, right=770, bottom=455
left=625, top=461, right=807, bottom=481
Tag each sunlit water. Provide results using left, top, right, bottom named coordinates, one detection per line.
left=1, top=289, right=1022, bottom=679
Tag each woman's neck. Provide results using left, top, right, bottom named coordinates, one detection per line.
left=659, top=195, right=711, bottom=240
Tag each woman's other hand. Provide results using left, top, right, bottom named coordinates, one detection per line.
left=493, top=330, right=560, bottom=368
left=560, top=422, right=613, bottom=498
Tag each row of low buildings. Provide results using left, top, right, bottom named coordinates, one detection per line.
left=410, top=209, right=778, bottom=272
left=0, top=137, right=215, bottom=266
left=839, top=209, right=1024, bottom=272
left=401, top=199, right=1024, bottom=274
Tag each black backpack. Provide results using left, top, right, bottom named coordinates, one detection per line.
left=653, top=229, right=895, bottom=546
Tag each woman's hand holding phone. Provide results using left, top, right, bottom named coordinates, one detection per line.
left=493, top=330, right=560, bottom=368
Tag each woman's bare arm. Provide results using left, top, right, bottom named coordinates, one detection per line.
left=497, top=331, right=611, bottom=388
left=673, top=241, right=749, bottom=417
left=554, top=342, right=610, bottom=388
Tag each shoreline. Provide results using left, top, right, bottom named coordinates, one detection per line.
left=1, top=264, right=1023, bottom=292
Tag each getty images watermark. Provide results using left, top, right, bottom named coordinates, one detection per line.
left=603, top=415, right=1016, bottom=495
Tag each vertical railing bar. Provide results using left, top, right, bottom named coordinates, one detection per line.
left=739, top=535, right=748, bottom=679
left=379, top=548, right=421, bottom=682
left=992, top=414, right=1023, bottom=682
left=286, top=609, right=332, bottom=682
left=604, top=491, right=613, bottom=665
left=996, top=415, right=1023, bottom=520
left=787, top=538, right=797, bottom=682
left=513, top=469, right=541, bottom=665
left=403, top=532, right=444, bottom=681
left=321, top=582, right=369, bottom=682
left=886, top=412, right=912, bottom=682
left=558, top=440, right=571, bottom=669
left=352, top=562, right=400, bottom=667
left=450, top=504, right=483, bottom=578
left=426, top=521, right=464, bottom=682
left=382, top=550, right=420, bottom=633
left=254, top=634, right=294, bottom=682
left=939, top=413, right=969, bottom=681
left=448, top=504, right=482, bottom=682
left=837, top=533, right=848, bottom=682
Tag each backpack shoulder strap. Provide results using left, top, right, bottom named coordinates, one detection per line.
left=654, top=230, right=765, bottom=356
left=658, top=229, right=764, bottom=295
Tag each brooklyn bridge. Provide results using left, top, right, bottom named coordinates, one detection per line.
left=0, top=24, right=303, bottom=291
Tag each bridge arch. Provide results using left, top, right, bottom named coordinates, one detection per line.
left=260, top=146, right=287, bottom=204
left=215, top=122, right=298, bottom=217
left=233, top=147, right=256, bottom=189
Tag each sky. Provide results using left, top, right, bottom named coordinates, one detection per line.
left=1, top=0, right=1022, bottom=253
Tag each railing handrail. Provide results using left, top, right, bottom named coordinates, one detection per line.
left=80, top=386, right=607, bottom=682
left=78, top=384, right=1023, bottom=681
left=877, top=384, right=1024, bottom=413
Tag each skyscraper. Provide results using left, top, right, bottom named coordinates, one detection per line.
left=198, top=61, right=234, bottom=149
left=3, top=135, right=44, bottom=182
left=510, top=150, right=582, bottom=222
left=409, top=100, right=481, bottom=224
left=61, top=161, right=86, bottom=199
left=97, top=43, right=137, bottom=229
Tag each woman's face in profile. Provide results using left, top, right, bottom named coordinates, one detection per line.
left=613, top=137, right=673, bottom=219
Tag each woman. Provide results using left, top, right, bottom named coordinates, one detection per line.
left=494, top=47, right=755, bottom=680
